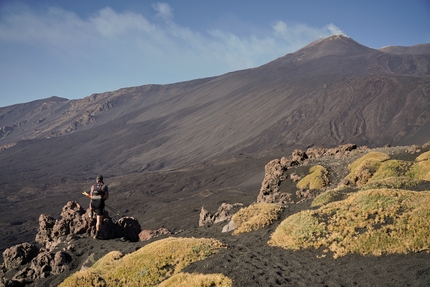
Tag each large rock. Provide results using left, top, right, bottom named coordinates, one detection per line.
left=1, top=201, right=144, bottom=285
left=115, top=217, right=141, bottom=242
left=2, top=243, right=38, bottom=269
left=257, top=158, right=291, bottom=204
left=222, top=220, right=236, bottom=233
left=199, top=207, right=214, bottom=227
left=35, top=201, right=92, bottom=248
left=139, top=228, right=172, bottom=241
left=199, top=203, right=243, bottom=227
left=35, top=201, right=142, bottom=245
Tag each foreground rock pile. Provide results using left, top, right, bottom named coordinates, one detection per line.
left=0, top=201, right=170, bottom=286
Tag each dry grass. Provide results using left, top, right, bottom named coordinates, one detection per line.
left=311, top=189, right=342, bottom=207
left=231, top=203, right=283, bottom=235
left=407, top=151, right=430, bottom=181
left=59, top=237, right=225, bottom=287
left=344, top=152, right=390, bottom=186
left=365, top=177, right=425, bottom=189
left=368, top=160, right=412, bottom=182
left=158, top=272, right=232, bottom=287
left=269, top=189, right=430, bottom=258
left=296, top=165, right=329, bottom=190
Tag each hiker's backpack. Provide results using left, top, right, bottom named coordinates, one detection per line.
left=92, top=183, right=106, bottom=197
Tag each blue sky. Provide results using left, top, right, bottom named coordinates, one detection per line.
left=1, top=0, right=429, bottom=108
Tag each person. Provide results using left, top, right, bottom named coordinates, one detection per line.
left=89, top=174, right=109, bottom=239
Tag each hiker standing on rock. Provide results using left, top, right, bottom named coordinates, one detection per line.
left=89, top=175, right=109, bottom=239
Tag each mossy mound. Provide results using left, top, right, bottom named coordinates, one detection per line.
left=365, top=176, right=426, bottom=190
left=232, top=203, right=282, bottom=235
left=158, top=272, right=232, bottom=287
left=59, top=237, right=225, bottom=287
left=296, top=165, right=329, bottom=190
left=368, top=160, right=412, bottom=182
left=269, top=189, right=430, bottom=258
left=311, top=188, right=344, bottom=207
left=344, top=152, right=390, bottom=186
left=407, top=151, right=430, bottom=181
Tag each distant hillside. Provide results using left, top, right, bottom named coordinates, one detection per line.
left=0, top=35, right=429, bottom=183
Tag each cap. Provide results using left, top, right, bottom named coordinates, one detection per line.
left=96, top=175, right=104, bottom=183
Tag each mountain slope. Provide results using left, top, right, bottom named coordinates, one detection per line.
left=0, top=35, right=429, bottom=182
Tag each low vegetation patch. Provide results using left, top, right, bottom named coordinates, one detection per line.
left=311, top=189, right=342, bottom=207
left=232, top=203, right=282, bottom=235
left=368, top=160, right=412, bottom=182
left=407, top=151, right=430, bottom=181
left=296, top=165, right=329, bottom=190
left=365, top=176, right=425, bottom=190
left=269, top=189, right=430, bottom=258
left=158, top=272, right=232, bottom=287
left=59, top=237, right=225, bottom=287
left=344, top=152, right=390, bottom=186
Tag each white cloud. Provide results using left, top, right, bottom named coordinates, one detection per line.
left=0, top=2, right=342, bottom=104
left=152, top=2, right=174, bottom=21
left=273, top=21, right=344, bottom=50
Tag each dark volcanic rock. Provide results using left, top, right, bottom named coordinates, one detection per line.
left=1, top=201, right=144, bottom=285
left=257, top=144, right=358, bottom=204
left=115, top=217, right=141, bottom=242
left=2, top=243, right=38, bottom=269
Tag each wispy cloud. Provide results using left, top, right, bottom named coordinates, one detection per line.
left=0, top=2, right=341, bottom=104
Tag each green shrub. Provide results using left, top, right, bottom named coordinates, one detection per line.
left=407, top=151, right=430, bottom=181
left=296, top=165, right=329, bottom=190
left=311, top=189, right=341, bottom=207
left=365, top=176, right=425, bottom=189
left=269, top=189, right=430, bottom=258
left=59, top=237, right=225, bottom=287
left=368, top=160, right=412, bottom=182
left=344, top=152, right=390, bottom=186
left=232, top=203, right=282, bottom=235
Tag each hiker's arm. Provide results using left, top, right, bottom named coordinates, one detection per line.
left=83, top=191, right=92, bottom=198
left=88, top=185, right=95, bottom=198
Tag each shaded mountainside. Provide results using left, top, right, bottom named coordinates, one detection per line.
left=0, top=35, right=429, bottom=185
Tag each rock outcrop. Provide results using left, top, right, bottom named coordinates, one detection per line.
left=2, top=243, right=39, bottom=269
left=199, top=203, right=243, bottom=227
left=1, top=201, right=143, bottom=286
left=138, top=228, right=172, bottom=241
left=257, top=144, right=358, bottom=204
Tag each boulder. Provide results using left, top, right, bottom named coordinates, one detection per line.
left=222, top=220, right=236, bottom=233
left=2, top=243, right=38, bottom=269
left=35, top=214, right=56, bottom=245
left=213, top=203, right=243, bottom=224
left=291, top=149, right=308, bottom=163
left=199, top=203, right=243, bottom=227
left=257, top=159, right=288, bottom=203
left=199, top=207, right=213, bottom=227
left=115, top=217, right=141, bottom=242
left=36, top=201, right=141, bottom=244
left=139, top=228, right=171, bottom=241
left=29, top=251, right=53, bottom=279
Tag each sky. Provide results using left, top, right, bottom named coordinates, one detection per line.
left=0, top=1, right=429, bottom=108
